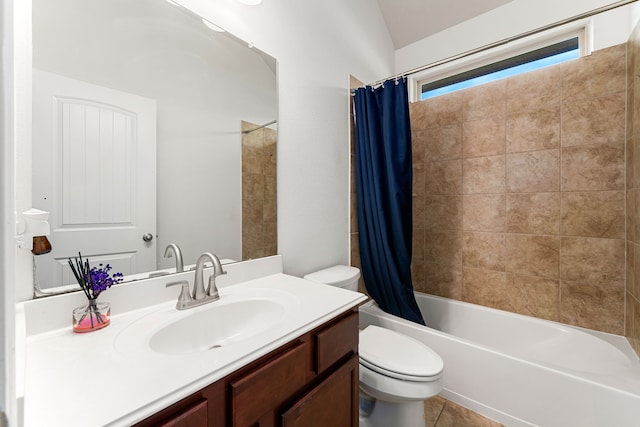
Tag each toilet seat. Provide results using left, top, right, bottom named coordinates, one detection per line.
left=359, top=325, right=443, bottom=382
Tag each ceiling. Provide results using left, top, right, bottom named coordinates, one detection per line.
left=377, top=0, right=515, bottom=49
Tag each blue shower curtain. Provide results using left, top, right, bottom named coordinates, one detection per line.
left=354, top=78, right=425, bottom=325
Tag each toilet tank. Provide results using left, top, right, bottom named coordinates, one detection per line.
left=303, top=265, right=361, bottom=291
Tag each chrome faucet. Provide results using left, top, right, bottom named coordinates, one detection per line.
left=163, top=243, right=184, bottom=273
left=166, top=251, right=226, bottom=310
left=193, top=252, right=226, bottom=300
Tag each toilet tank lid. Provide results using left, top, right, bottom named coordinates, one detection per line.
left=303, top=265, right=360, bottom=286
left=359, top=325, right=443, bottom=379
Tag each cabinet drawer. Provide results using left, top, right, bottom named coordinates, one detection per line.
left=230, top=342, right=308, bottom=426
left=315, top=311, right=358, bottom=374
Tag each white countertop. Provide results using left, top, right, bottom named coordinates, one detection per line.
left=18, top=257, right=366, bottom=427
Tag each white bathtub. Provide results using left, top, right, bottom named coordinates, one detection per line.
left=358, top=292, right=640, bottom=427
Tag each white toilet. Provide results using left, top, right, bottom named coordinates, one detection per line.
left=304, top=265, right=444, bottom=427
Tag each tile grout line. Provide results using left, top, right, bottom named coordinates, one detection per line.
left=431, top=399, right=446, bottom=427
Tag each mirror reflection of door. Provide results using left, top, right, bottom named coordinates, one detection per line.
left=32, top=70, right=157, bottom=289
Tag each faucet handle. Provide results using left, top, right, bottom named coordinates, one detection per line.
left=166, top=280, right=192, bottom=310
left=206, top=275, right=220, bottom=300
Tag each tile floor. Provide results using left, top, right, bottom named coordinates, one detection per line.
left=425, top=396, right=505, bottom=427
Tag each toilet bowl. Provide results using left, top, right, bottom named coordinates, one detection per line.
left=304, top=265, right=444, bottom=426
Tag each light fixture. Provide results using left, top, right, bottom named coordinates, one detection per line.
left=201, top=18, right=225, bottom=33
left=236, top=0, right=263, bottom=5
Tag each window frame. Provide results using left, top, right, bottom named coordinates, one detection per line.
left=409, top=20, right=592, bottom=102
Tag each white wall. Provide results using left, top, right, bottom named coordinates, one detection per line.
left=395, top=0, right=640, bottom=74
left=1, top=0, right=16, bottom=422
left=2, top=0, right=27, bottom=423
left=175, top=0, right=396, bottom=277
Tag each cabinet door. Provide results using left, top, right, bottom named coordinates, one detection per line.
left=157, top=399, right=208, bottom=427
left=134, top=380, right=224, bottom=427
left=230, top=342, right=309, bottom=426
left=281, top=355, right=359, bottom=427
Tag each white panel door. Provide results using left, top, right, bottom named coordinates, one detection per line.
left=33, top=70, right=157, bottom=288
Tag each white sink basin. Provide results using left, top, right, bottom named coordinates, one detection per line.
left=115, top=287, right=298, bottom=356
left=150, top=299, right=285, bottom=354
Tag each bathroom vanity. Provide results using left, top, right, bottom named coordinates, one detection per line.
left=135, top=309, right=359, bottom=426
left=17, top=256, right=366, bottom=426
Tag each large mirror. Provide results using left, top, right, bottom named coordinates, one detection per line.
left=31, top=0, right=278, bottom=291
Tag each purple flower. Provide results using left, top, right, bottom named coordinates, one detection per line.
left=89, top=264, right=124, bottom=295
left=68, top=253, right=124, bottom=300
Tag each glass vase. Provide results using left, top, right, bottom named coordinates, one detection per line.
left=72, top=299, right=111, bottom=333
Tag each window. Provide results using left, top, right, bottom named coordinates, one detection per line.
left=414, top=25, right=588, bottom=101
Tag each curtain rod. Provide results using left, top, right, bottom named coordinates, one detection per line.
left=243, top=119, right=277, bottom=134
left=358, top=0, right=638, bottom=90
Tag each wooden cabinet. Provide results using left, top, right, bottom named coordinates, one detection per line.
left=281, top=355, right=358, bottom=427
left=157, top=400, right=208, bottom=427
left=230, top=342, right=309, bottom=426
left=135, top=309, right=359, bottom=427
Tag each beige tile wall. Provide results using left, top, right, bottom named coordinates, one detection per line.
left=627, top=23, right=640, bottom=355
left=242, top=121, right=277, bottom=260
left=410, top=44, right=627, bottom=335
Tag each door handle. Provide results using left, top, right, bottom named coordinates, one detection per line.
left=142, top=233, right=154, bottom=242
